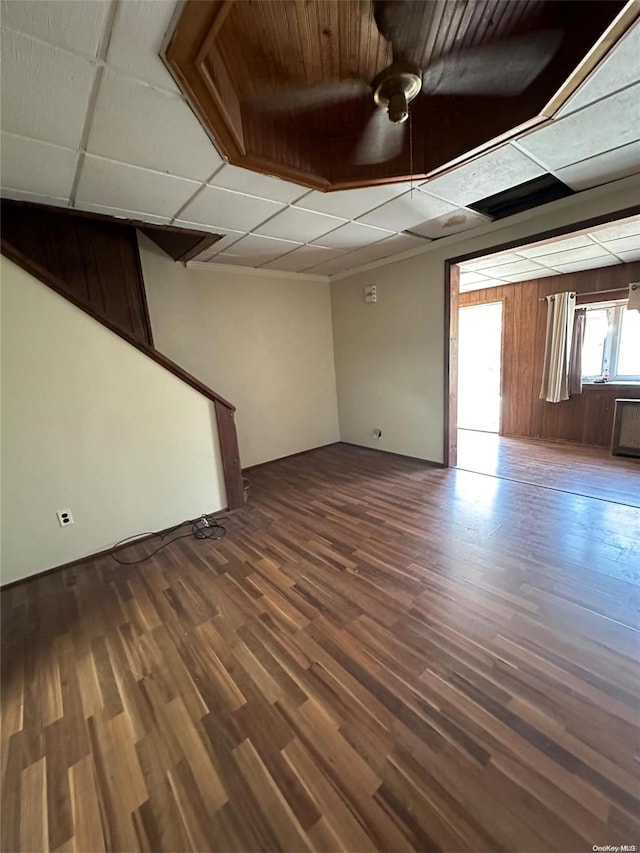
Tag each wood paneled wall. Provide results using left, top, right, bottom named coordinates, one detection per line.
left=1, top=201, right=154, bottom=345
left=459, top=261, right=640, bottom=447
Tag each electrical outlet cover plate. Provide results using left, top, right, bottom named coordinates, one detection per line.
left=57, top=509, right=73, bottom=527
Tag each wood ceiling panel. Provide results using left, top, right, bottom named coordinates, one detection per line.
left=379, top=0, right=547, bottom=67
left=218, top=1, right=390, bottom=98
left=164, top=0, right=633, bottom=191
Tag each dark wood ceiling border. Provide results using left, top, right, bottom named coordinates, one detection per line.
left=162, top=0, right=635, bottom=193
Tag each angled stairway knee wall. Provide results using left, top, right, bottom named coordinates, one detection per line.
left=0, top=256, right=227, bottom=584
left=138, top=235, right=340, bottom=468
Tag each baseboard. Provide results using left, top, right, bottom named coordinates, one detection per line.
left=242, top=442, right=341, bottom=473
left=0, top=507, right=230, bottom=590
left=338, top=441, right=445, bottom=467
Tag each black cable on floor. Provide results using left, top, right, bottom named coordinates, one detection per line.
left=110, top=514, right=227, bottom=565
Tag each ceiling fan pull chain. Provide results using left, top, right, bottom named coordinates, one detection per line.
left=409, top=111, right=414, bottom=197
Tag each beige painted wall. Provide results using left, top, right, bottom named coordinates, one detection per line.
left=1, top=256, right=227, bottom=584
left=139, top=235, right=340, bottom=468
left=331, top=175, right=640, bottom=462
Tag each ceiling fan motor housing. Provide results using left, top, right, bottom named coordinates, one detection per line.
left=373, top=61, right=422, bottom=123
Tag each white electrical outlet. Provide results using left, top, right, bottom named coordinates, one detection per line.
left=57, top=509, right=73, bottom=527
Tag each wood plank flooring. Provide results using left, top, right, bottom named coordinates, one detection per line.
left=2, top=444, right=640, bottom=852
left=457, top=428, right=640, bottom=507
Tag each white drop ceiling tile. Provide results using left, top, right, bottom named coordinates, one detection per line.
left=599, top=235, right=640, bottom=255
left=558, top=23, right=640, bottom=116
left=459, top=278, right=508, bottom=293
left=521, top=243, right=610, bottom=267
left=499, top=267, right=560, bottom=282
left=460, top=271, right=493, bottom=287
left=488, top=258, right=548, bottom=276
left=554, top=140, right=640, bottom=191
left=332, top=232, right=429, bottom=269
left=210, top=164, right=306, bottom=204
left=1, top=0, right=110, bottom=57
left=379, top=232, right=432, bottom=253
left=76, top=156, right=200, bottom=219
left=517, top=83, right=640, bottom=171
left=461, top=252, right=523, bottom=271
left=87, top=71, right=221, bottom=181
left=295, top=182, right=411, bottom=220
left=255, top=206, right=347, bottom=242
left=310, top=221, right=393, bottom=250
left=216, top=233, right=302, bottom=265
left=308, top=254, right=362, bottom=276
left=516, top=234, right=596, bottom=258
left=0, top=133, right=77, bottom=198
left=550, top=256, right=621, bottom=274
left=107, top=0, right=180, bottom=92
left=409, top=207, right=490, bottom=239
left=206, top=254, right=255, bottom=268
left=357, top=191, right=456, bottom=231
left=590, top=218, right=640, bottom=243
left=74, top=202, right=171, bottom=225
left=178, top=186, right=287, bottom=232
left=617, top=248, right=640, bottom=263
left=262, top=245, right=345, bottom=272
left=419, top=144, right=546, bottom=207
left=0, top=30, right=96, bottom=148
left=469, top=278, right=511, bottom=288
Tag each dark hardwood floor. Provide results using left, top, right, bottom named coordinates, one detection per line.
left=457, top=428, right=640, bottom=507
left=2, top=444, right=639, bottom=852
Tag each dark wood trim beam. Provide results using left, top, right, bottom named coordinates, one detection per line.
left=444, top=261, right=459, bottom=468
left=214, top=400, right=245, bottom=509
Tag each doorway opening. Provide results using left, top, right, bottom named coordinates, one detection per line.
left=444, top=210, right=640, bottom=505
left=457, top=301, right=502, bottom=433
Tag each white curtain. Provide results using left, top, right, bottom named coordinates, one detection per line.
left=540, top=291, right=576, bottom=403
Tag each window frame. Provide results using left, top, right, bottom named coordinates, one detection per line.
left=581, top=299, right=640, bottom=384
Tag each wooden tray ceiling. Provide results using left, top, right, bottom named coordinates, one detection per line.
left=164, top=0, right=633, bottom=192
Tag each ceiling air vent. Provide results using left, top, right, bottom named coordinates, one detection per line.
left=469, top=174, right=575, bottom=220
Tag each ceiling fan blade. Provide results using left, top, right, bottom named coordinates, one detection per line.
left=353, top=106, right=406, bottom=165
left=251, top=78, right=370, bottom=115
left=373, top=0, right=436, bottom=63
left=422, top=29, right=564, bottom=97
left=373, top=0, right=412, bottom=48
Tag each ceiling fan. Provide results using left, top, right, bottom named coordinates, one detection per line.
left=253, top=1, right=563, bottom=165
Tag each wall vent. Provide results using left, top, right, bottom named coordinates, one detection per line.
left=469, top=174, right=575, bottom=220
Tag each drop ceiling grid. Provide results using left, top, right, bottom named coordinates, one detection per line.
left=1, top=4, right=640, bottom=276
left=458, top=217, right=640, bottom=291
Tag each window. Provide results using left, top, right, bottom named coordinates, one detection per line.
left=582, top=300, right=640, bottom=382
